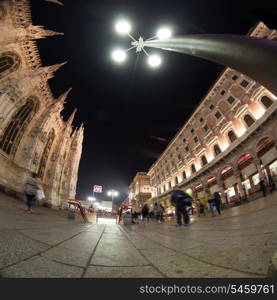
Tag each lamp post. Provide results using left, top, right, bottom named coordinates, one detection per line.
left=111, top=19, right=277, bottom=95
left=107, top=189, right=119, bottom=211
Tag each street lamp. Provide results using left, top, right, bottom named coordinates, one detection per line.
left=112, top=20, right=173, bottom=68
left=107, top=189, right=119, bottom=210
left=111, top=19, right=277, bottom=95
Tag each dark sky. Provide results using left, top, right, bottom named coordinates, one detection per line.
left=30, top=0, right=277, bottom=205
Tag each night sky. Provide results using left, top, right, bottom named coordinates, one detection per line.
left=30, top=0, right=277, bottom=205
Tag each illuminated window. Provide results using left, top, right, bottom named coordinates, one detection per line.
left=214, top=144, right=221, bottom=156
left=261, top=96, right=273, bottom=109
left=244, top=114, right=255, bottom=127
left=228, top=130, right=237, bottom=143
left=182, top=171, right=187, bottom=180
left=201, top=155, right=208, bottom=166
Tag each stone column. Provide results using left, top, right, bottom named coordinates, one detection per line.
left=234, top=169, right=245, bottom=199
left=254, top=157, right=266, bottom=181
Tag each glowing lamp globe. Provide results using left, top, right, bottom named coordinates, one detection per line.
left=115, top=20, right=131, bottom=35
left=157, top=28, right=172, bottom=39
left=148, top=55, right=162, bottom=68
left=112, top=49, right=126, bottom=63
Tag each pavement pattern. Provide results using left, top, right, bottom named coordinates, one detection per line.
left=0, top=191, right=276, bottom=278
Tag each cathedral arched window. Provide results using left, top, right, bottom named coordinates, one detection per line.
left=38, top=129, right=55, bottom=179
left=261, top=96, right=273, bottom=109
left=201, top=155, right=208, bottom=166
left=214, top=144, right=221, bottom=156
left=0, top=51, right=21, bottom=79
left=191, top=164, right=196, bottom=174
left=244, top=114, right=255, bottom=127
left=0, top=98, right=38, bottom=155
left=228, top=130, right=237, bottom=143
left=0, top=6, right=6, bottom=21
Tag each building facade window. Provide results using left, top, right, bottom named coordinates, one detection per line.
left=201, top=155, right=208, bottom=166
left=175, top=177, right=178, bottom=185
left=191, top=128, right=194, bottom=133
left=215, top=111, right=222, bottom=119
left=204, top=125, right=209, bottom=132
left=220, top=90, right=226, bottom=95
left=194, top=136, right=198, bottom=143
left=0, top=98, right=38, bottom=155
left=185, top=146, right=189, bottom=152
left=209, top=104, right=214, bottom=110
left=228, top=130, right=237, bottom=143
left=169, top=181, right=172, bottom=189
left=191, top=164, right=196, bottom=174
left=244, top=114, right=255, bottom=127
left=199, top=118, right=203, bottom=123
left=182, top=170, right=187, bottom=180
left=240, top=80, right=249, bottom=88
left=214, top=144, right=221, bottom=156
left=261, top=96, right=273, bottom=109
left=0, top=51, right=21, bottom=79
left=232, top=74, right=238, bottom=80
left=227, top=96, right=235, bottom=104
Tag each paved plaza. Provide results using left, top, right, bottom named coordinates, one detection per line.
left=0, top=192, right=276, bottom=278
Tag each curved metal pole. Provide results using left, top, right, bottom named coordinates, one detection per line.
left=144, top=35, right=277, bottom=95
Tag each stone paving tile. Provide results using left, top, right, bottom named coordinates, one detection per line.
left=1, top=256, right=83, bottom=278
left=183, top=245, right=275, bottom=275
left=90, top=236, right=148, bottom=267
left=84, top=265, right=163, bottom=278
left=122, top=231, right=165, bottom=250
left=18, top=228, right=79, bottom=245
left=59, top=232, right=101, bottom=253
left=0, top=231, right=49, bottom=269
left=41, top=246, right=91, bottom=268
left=141, top=248, right=260, bottom=278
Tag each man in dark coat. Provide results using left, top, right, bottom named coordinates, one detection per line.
left=213, top=192, right=221, bottom=215
left=170, top=186, right=192, bottom=226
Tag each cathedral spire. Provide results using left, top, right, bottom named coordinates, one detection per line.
left=37, top=62, right=67, bottom=80
left=66, top=109, right=77, bottom=127
left=26, top=25, right=64, bottom=40
left=57, top=87, right=72, bottom=104
left=45, top=0, right=63, bottom=5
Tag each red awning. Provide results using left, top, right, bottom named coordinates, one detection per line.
left=207, top=176, right=216, bottom=184
left=257, top=137, right=273, bottom=152
left=221, top=166, right=233, bottom=176
left=238, top=153, right=252, bottom=165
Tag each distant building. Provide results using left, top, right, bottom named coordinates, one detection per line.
left=0, top=0, right=84, bottom=208
left=128, top=172, right=152, bottom=212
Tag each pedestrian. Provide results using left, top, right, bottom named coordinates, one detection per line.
left=159, top=203, right=165, bottom=222
left=213, top=192, right=221, bottom=215
left=170, top=185, right=192, bottom=227
left=208, top=198, right=216, bottom=217
left=153, top=203, right=161, bottom=222
left=268, top=174, right=275, bottom=193
left=141, top=203, right=150, bottom=222
left=23, top=172, right=39, bottom=214
left=259, top=179, right=266, bottom=197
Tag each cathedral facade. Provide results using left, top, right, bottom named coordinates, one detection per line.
left=0, top=0, right=83, bottom=209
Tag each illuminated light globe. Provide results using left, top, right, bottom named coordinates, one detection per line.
left=112, top=49, right=126, bottom=63
left=157, top=28, right=172, bottom=39
left=115, top=20, right=132, bottom=34
left=148, top=55, right=162, bottom=68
